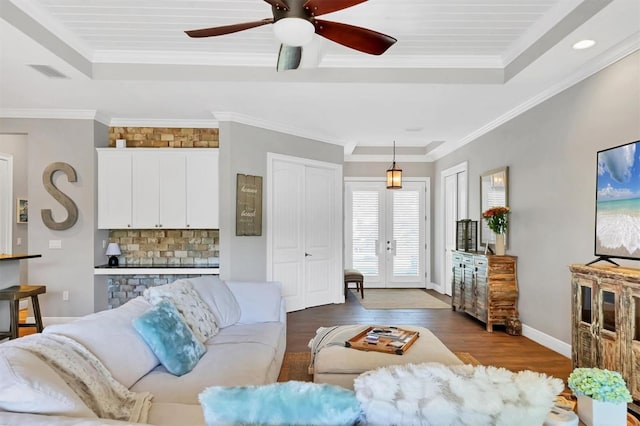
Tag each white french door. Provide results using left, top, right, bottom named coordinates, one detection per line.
left=345, top=180, right=427, bottom=288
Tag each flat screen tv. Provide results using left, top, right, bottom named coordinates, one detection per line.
left=592, top=140, right=640, bottom=265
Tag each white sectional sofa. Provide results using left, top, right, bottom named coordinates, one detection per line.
left=0, top=276, right=286, bottom=426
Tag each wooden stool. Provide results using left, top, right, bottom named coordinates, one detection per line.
left=344, top=269, right=364, bottom=299
left=0, top=285, right=46, bottom=340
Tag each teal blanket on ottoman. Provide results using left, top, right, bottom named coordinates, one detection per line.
left=199, top=380, right=361, bottom=425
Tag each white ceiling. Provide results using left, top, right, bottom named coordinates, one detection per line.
left=0, top=0, right=639, bottom=161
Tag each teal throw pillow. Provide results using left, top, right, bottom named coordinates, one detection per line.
left=199, top=381, right=361, bottom=425
left=132, top=299, right=206, bottom=376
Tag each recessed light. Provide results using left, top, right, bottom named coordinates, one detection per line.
left=572, top=39, right=596, bottom=50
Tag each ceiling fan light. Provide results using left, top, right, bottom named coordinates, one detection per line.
left=273, top=18, right=314, bottom=46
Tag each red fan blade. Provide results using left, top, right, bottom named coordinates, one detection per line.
left=263, top=0, right=289, bottom=11
left=185, top=18, right=273, bottom=38
left=303, top=0, right=367, bottom=17
left=314, top=20, right=396, bottom=55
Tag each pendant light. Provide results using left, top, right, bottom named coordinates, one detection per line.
left=386, top=141, right=402, bottom=189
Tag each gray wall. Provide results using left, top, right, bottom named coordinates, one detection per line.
left=433, top=51, right=640, bottom=343
left=0, top=134, right=29, bottom=283
left=0, top=118, right=108, bottom=316
left=219, top=121, right=344, bottom=281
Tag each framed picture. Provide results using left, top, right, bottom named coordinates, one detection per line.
left=236, top=174, right=263, bottom=236
left=17, top=198, right=28, bottom=224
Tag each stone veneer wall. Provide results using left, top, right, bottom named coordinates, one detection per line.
left=108, top=229, right=219, bottom=266
left=108, top=127, right=219, bottom=148
left=107, top=274, right=205, bottom=308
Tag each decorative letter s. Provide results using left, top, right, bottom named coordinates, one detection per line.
left=41, top=162, right=79, bottom=230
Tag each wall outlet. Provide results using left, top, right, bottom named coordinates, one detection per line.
left=16, top=237, right=21, bottom=246
left=49, top=240, right=62, bottom=249
left=62, top=290, right=69, bottom=301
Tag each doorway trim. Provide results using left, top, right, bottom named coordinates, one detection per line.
left=439, top=161, right=468, bottom=294
left=344, top=176, right=431, bottom=289
left=0, top=153, right=13, bottom=255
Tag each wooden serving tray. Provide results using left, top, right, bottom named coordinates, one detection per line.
left=345, top=326, right=419, bottom=355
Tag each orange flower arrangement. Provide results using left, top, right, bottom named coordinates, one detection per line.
left=482, top=206, right=510, bottom=234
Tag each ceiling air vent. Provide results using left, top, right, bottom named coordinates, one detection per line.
left=28, top=64, right=69, bottom=79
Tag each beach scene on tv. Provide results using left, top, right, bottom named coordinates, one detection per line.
left=596, top=140, right=640, bottom=259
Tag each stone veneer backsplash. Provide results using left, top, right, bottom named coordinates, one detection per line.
left=108, top=274, right=204, bottom=309
left=108, top=229, right=219, bottom=266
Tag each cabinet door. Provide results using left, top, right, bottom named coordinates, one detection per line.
left=98, top=150, right=132, bottom=229
left=158, top=152, right=186, bottom=228
left=132, top=152, right=160, bottom=228
left=186, top=150, right=219, bottom=228
left=451, top=252, right=464, bottom=311
left=597, top=281, right=622, bottom=372
left=628, top=287, right=640, bottom=402
left=474, top=256, right=488, bottom=322
left=462, top=254, right=475, bottom=315
left=572, top=275, right=597, bottom=368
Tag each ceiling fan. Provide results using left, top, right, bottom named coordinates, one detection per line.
left=185, top=0, right=397, bottom=71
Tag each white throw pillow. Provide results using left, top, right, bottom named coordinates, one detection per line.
left=188, top=276, right=241, bottom=328
left=0, top=347, right=96, bottom=418
left=225, top=281, right=282, bottom=324
left=43, top=297, right=159, bottom=389
left=144, top=280, right=219, bottom=342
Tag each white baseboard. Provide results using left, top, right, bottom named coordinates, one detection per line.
left=522, top=323, right=571, bottom=359
left=429, top=281, right=445, bottom=293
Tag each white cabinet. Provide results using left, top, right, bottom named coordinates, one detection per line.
left=186, top=150, right=219, bottom=228
left=132, top=151, right=187, bottom=228
left=98, top=150, right=132, bottom=228
left=97, top=148, right=219, bottom=229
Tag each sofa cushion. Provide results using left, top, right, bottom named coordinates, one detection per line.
left=225, top=281, right=282, bottom=324
left=199, top=381, right=361, bottom=426
left=132, top=300, right=206, bottom=377
left=43, top=297, right=158, bottom=389
left=144, top=280, right=219, bottom=342
left=188, top=276, right=241, bottom=328
left=130, top=340, right=280, bottom=404
left=0, top=347, right=96, bottom=418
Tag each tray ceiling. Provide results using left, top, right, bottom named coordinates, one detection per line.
left=1, top=0, right=638, bottom=160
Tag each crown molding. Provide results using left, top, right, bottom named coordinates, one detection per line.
left=109, top=118, right=219, bottom=128
left=428, top=32, right=640, bottom=162
left=212, top=111, right=347, bottom=146
left=0, top=108, right=99, bottom=120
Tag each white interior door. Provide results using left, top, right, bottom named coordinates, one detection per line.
left=268, top=154, right=342, bottom=312
left=441, top=162, right=468, bottom=296
left=0, top=153, right=12, bottom=255
left=345, top=180, right=427, bottom=288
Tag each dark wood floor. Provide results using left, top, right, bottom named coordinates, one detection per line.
left=286, top=289, right=572, bottom=384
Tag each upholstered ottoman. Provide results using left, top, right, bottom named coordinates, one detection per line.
left=309, top=325, right=463, bottom=390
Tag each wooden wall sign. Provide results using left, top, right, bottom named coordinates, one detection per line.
left=236, top=174, right=262, bottom=236
left=41, top=162, right=79, bottom=230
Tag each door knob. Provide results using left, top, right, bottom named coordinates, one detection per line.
left=305, top=253, right=312, bottom=257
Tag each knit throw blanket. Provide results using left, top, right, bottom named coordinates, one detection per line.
left=4, top=334, right=153, bottom=422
